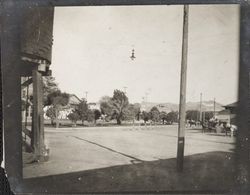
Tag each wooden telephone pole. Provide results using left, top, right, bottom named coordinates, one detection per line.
left=213, top=98, right=216, bottom=118
left=85, top=91, right=88, bottom=101
left=200, top=93, right=203, bottom=122
left=177, top=5, right=189, bottom=172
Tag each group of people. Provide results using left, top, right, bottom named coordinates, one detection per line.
left=186, top=119, right=200, bottom=127
left=186, top=118, right=237, bottom=137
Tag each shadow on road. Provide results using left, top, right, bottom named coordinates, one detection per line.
left=71, top=135, right=144, bottom=163
left=19, top=151, right=235, bottom=194
left=206, top=133, right=230, bottom=137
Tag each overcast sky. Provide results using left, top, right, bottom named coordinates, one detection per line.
left=52, top=5, right=239, bottom=105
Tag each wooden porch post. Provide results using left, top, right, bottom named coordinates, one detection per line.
left=31, top=67, right=47, bottom=161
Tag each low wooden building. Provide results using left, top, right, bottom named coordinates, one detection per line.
left=44, top=94, right=81, bottom=120
left=216, top=102, right=237, bottom=125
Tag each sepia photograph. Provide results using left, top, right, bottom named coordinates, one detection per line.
left=2, top=1, right=250, bottom=194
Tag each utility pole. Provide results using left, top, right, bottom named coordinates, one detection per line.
left=177, top=4, right=189, bottom=172
left=123, top=86, right=127, bottom=94
left=85, top=91, right=88, bottom=101
left=199, top=93, right=202, bottom=122
left=213, top=98, right=216, bottom=118
left=145, top=92, right=149, bottom=103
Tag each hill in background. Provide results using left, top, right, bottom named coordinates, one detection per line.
left=140, top=100, right=224, bottom=113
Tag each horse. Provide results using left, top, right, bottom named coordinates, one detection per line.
left=188, top=119, right=197, bottom=127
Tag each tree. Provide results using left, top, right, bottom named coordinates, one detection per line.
left=46, top=106, right=57, bottom=125
left=124, top=103, right=141, bottom=121
left=186, top=110, right=200, bottom=121
left=149, top=106, right=160, bottom=123
left=99, top=90, right=129, bottom=125
left=159, top=111, right=168, bottom=124
left=204, top=111, right=214, bottom=121
left=46, top=90, right=70, bottom=128
left=76, top=100, right=89, bottom=125
left=110, top=90, right=129, bottom=125
left=43, top=76, right=59, bottom=106
left=86, top=109, right=95, bottom=123
left=134, top=103, right=141, bottom=120
left=67, top=111, right=80, bottom=126
left=100, top=96, right=113, bottom=121
left=46, top=90, right=69, bottom=106
left=93, top=109, right=101, bottom=124
left=166, top=111, right=178, bottom=124
left=141, top=111, right=150, bottom=123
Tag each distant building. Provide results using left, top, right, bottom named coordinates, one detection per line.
left=223, top=102, right=237, bottom=114
left=22, top=75, right=82, bottom=121
left=216, top=109, right=231, bottom=123
left=44, top=94, right=81, bottom=119
left=67, top=94, right=82, bottom=110
left=88, top=102, right=101, bottom=111
left=216, top=102, right=237, bottom=125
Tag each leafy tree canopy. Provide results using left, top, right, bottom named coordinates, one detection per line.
left=186, top=110, right=200, bottom=121
left=67, top=111, right=80, bottom=124
left=76, top=99, right=89, bottom=123
left=46, top=90, right=69, bottom=108
left=100, top=90, right=129, bottom=124
left=150, top=106, right=160, bottom=122
left=45, top=106, right=57, bottom=125
left=141, top=111, right=151, bottom=123
left=100, top=96, right=113, bottom=118
left=204, top=111, right=214, bottom=121
left=45, top=90, right=70, bottom=128
left=166, top=111, right=179, bottom=123
left=43, top=76, right=59, bottom=106
left=86, top=109, right=95, bottom=122
left=124, top=103, right=141, bottom=121
left=159, top=111, right=168, bottom=123
left=94, top=109, right=101, bottom=121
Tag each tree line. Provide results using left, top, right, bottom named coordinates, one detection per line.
left=22, top=76, right=214, bottom=128
left=41, top=77, right=179, bottom=127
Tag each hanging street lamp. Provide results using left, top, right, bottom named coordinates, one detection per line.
left=130, top=49, right=136, bottom=60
